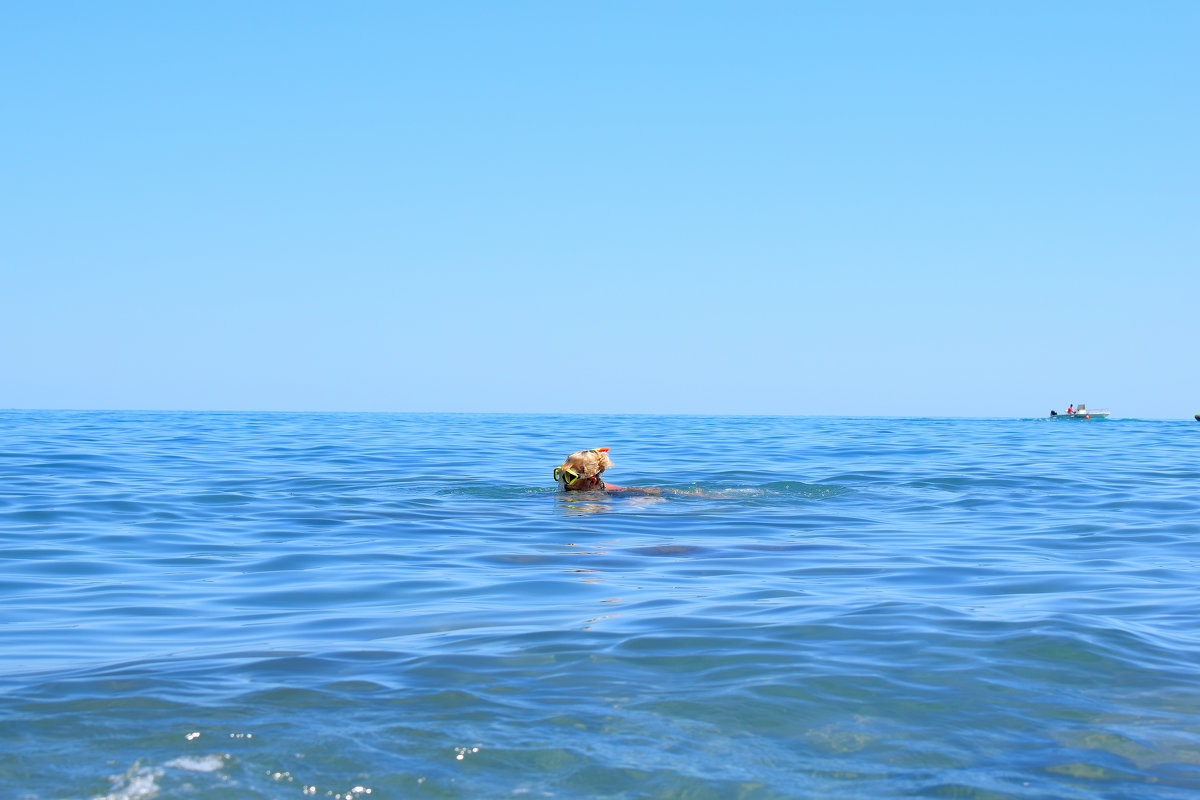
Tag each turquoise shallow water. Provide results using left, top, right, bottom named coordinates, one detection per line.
left=1, top=411, right=1198, bottom=799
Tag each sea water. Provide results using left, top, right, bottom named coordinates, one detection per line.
left=1, top=411, right=1197, bottom=799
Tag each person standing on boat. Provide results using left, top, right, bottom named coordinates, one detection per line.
left=1067, top=404, right=1074, bottom=415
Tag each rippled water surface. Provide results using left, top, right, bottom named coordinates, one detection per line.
left=2, top=411, right=1198, bottom=799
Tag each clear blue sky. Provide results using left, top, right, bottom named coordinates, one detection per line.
left=3, top=2, right=1197, bottom=417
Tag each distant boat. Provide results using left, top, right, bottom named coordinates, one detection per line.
left=1049, top=403, right=1110, bottom=419
left=1195, top=414, right=1199, bottom=422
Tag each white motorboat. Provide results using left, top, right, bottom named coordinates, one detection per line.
left=1049, top=403, right=1110, bottom=419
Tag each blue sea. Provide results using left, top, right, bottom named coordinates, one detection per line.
left=2, top=411, right=1198, bottom=799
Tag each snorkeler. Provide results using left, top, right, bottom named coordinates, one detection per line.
left=553, top=448, right=661, bottom=495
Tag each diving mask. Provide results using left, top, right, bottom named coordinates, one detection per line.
left=553, top=466, right=582, bottom=487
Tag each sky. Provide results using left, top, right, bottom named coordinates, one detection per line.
left=3, top=1, right=1197, bottom=418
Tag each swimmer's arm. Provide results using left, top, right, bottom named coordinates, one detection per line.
left=607, top=484, right=717, bottom=498
left=605, top=484, right=663, bottom=496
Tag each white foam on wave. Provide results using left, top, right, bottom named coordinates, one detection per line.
left=93, top=754, right=226, bottom=800
left=93, top=764, right=163, bottom=800
left=163, top=753, right=226, bottom=772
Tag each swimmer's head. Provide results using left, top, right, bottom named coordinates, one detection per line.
left=554, top=447, right=612, bottom=491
